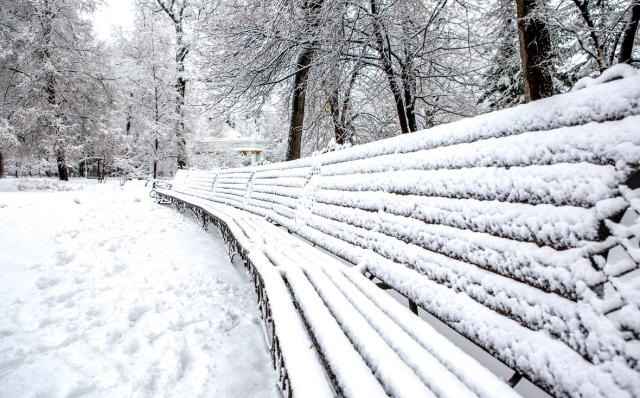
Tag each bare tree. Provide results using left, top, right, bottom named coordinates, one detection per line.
left=109, top=3, right=180, bottom=179
left=546, top=0, right=633, bottom=85
left=0, top=0, right=112, bottom=179
left=369, top=0, right=411, bottom=134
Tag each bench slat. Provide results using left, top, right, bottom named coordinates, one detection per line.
left=320, top=117, right=640, bottom=177
left=368, top=256, right=634, bottom=398
left=289, top=213, right=633, bottom=365
left=300, top=262, right=437, bottom=398
left=308, top=201, right=603, bottom=297
left=315, top=163, right=621, bottom=208
left=310, top=190, right=612, bottom=249
left=284, top=265, right=388, bottom=398
left=335, top=265, right=520, bottom=398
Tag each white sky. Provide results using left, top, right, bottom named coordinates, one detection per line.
left=92, top=0, right=135, bottom=41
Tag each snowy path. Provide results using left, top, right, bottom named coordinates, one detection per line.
left=0, top=179, right=279, bottom=398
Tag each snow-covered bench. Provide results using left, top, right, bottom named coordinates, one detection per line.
left=154, top=74, right=640, bottom=398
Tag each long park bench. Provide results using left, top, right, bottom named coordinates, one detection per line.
left=153, top=71, right=640, bottom=398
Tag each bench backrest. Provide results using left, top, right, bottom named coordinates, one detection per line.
left=173, top=75, right=640, bottom=397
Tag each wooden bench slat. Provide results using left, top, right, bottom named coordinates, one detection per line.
left=315, top=163, right=620, bottom=208
left=299, top=262, right=437, bottom=398
left=310, top=190, right=611, bottom=249
left=250, top=185, right=303, bottom=199
left=246, top=199, right=297, bottom=220
left=367, top=256, right=632, bottom=398
left=307, top=262, right=482, bottom=398
left=307, top=202, right=603, bottom=298
left=248, top=192, right=298, bottom=209
left=320, top=117, right=640, bottom=177
left=335, top=265, right=520, bottom=398
left=255, top=166, right=312, bottom=177
left=290, top=213, right=633, bottom=364
left=253, top=176, right=307, bottom=188
left=283, top=265, right=389, bottom=398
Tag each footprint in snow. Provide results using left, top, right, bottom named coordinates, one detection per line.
left=107, top=241, right=121, bottom=253
left=128, top=304, right=153, bottom=323
left=106, top=328, right=125, bottom=344
left=23, top=263, right=41, bottom=270
left=178, top=345, right=193, bottom=372
left=53, top=251, right=75, bottom=266
left=64, top=383, right=96, bottom=398
left=0, top=328, right=14, bottom=337
left=85, top=307, right=102, bottom=317
left=108, top=262, right=127, bottom=275
left=65, top=229, right=80, bottom=239
left=52, top=289, right=78, bottom=303
left=219, top=309, right=239, bottom=332
left=35, top=275, right=62, bottom=290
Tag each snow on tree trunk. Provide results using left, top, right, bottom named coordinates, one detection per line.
left=56, top=150, right=68, bottom=181
left=619, top=0, right=640, bottom=64
left=370, top=0, right=411, bottom=135
left=516, top=0, right=554, bottom=102
left=286, top=50, right=313, bottom=161
left=154, top=0, right=190, bottom=170
left=285, top=0, right=324, bottom=161
left=175, top=20, right=188, bottom=169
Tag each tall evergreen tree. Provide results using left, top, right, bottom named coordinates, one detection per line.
left=479, top=0, right=524, bottom=110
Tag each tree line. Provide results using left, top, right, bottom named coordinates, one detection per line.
left=0, top=0, right=638, bottom=179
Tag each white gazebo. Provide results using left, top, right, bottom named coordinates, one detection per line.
left=195, top=137, right=266, bottom=166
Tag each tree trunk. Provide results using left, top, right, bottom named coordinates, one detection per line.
left=154, top=0, right=189, bottom=169
left=329, top=90, right=343, bottom=144
left=401, top=58, right=418, bottom=132
left=125, top=92, right=133, bottom=134
left=41, top=0, right=68, bottom=181
left=0, top=150, right=4, bottom=178
left=572, top=0, right=606, bottom=71
left=153, top=137, right=159, bottom=179
left=370, top=0, right=410, bottom=134
left=175, top=21, right=188, bottom=169
left=153, top=65, right=160, bottom=179
left=330, top=64, right=359, bottom=145
left=619, top=0, right=640, bottom=64
left=516, top=0, right=554, bottom=102
left=57, top=150, right=69, bottom=181
left=285, top=0, right=324, bottom=161
left=286, top=50, right=313, bottom=161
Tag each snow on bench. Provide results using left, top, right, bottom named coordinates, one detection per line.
left=154, top=73, right=640, bottom=398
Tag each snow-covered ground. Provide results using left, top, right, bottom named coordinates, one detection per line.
left=0, top=178, right=279, bottom=398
